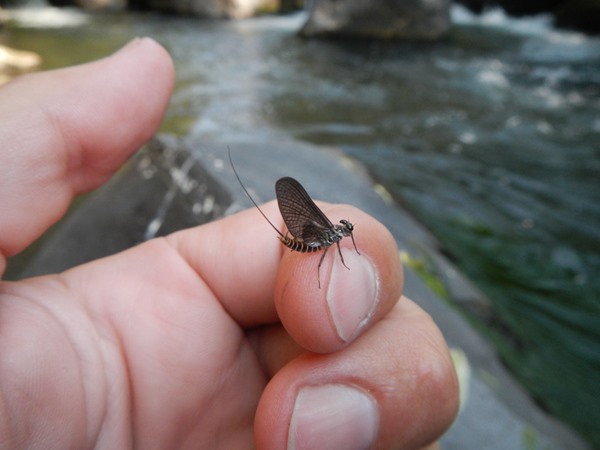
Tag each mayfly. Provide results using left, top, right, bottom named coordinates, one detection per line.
left=228, top=149, right=360, bottom=288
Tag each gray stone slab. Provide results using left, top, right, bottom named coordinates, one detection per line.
left=16, top=135, right=230, bottom=277
left=12, top=134, right=589, bottom=449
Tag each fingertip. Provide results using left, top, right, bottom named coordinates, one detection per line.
left=60, top=36, right=175, bottom=187
left=274, top=206, right=403, bottom=353
left=91, top=36, right=176, bottom=143
left=110, top=37, right=175, bottom=90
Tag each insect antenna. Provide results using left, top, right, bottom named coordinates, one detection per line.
left=228, top=147, right=284, bottom=238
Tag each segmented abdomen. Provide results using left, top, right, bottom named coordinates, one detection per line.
left=279, top=235, right=323, bottom=253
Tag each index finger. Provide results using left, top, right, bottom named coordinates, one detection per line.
left=168, top=202, right=404, bottom=350
left=275, top=204, right=403, bottom=353
left=168, top=201, right=288, bottom=326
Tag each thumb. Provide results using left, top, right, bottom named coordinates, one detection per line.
left=0, top=38, right=174, bottom=263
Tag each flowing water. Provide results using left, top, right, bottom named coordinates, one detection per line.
left=3, top=5, right=600, bottom=446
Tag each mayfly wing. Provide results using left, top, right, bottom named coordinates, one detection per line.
left=275, top=177, right=335, bottom=244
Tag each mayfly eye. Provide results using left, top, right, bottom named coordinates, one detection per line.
left=340, top=219, right=353, bottom=231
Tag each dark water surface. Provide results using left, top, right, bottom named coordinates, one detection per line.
left=4, top=5, right=600, bottom=446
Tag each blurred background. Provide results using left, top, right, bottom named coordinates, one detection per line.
left=1, top=0, right=599, bottom=448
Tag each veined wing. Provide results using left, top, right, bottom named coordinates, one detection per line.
left=275, top=177, right=334, bottom=243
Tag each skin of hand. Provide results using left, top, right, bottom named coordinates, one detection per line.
left=0, top=38, right=458, bottom=449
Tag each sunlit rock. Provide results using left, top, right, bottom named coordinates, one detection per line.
left=128, top=0, right=279, bottom=18
left=300, top=0, right=451, bottom=40
left=0, top=45, right=42, bottom=85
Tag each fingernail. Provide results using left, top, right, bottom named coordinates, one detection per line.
left=327, top=249, right=378, bottom=341
left=288, top=384, right=379, bottom=450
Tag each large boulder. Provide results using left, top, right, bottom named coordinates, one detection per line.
left=300, top=0, right=451, bottom=40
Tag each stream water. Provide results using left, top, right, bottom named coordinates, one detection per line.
left=3, top=4, right=599, bottom=446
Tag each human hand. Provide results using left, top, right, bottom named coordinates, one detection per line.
left=0, top=39, right=458, bottom=449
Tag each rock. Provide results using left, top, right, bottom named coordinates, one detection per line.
left=299, top=0, right=451, bottom=40
left=454, top=0, right=600, bottom=34
left=14, top=135, right=230, bottom=278
left=454, top=0, right=563, bottom=16
left=45, top=0, right=280, bottom=17
left=555, top=0, right=600, bottom=34
left=47, top=0, right=126, bottom=8
left=0, top=45, right=42, bottom=86
left=9, top=134, right=590, bottom=450
left=128, top=0, right=280, bottom=18
left=454, top=0, right=486, bottom=13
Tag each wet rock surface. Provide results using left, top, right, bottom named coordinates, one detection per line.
left=11, top=134, right=590, bottom=449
